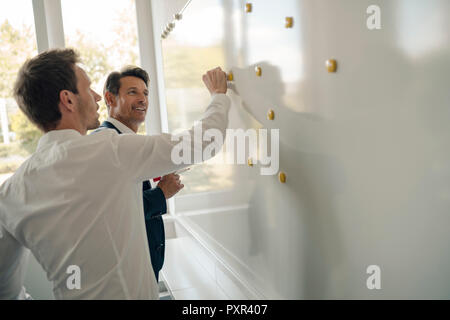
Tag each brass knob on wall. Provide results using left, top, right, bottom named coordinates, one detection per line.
left=279, top=172, right=287, bottom=184
left=167, top=22, right=175, bottom=31
left=326, top=59, right=337, bottom=73
left=255, top=66, right=262, bottom=77
left=285, top=17, right=294, bottom=28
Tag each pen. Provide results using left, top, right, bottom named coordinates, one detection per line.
left=152, top=167, right=191, bottom=182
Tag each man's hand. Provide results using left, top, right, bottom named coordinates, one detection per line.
left=157, top=173, right=184, bottom=199
left=202, top=67, right=227, bottom=95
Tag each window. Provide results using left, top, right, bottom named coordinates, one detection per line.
left=161, top=0, right=236, bottom=196
left=61, top=0, right=145, bottom=133
left=0, top=0, right=38, bottom=185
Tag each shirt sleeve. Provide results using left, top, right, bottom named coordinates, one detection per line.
left=0, top=224, right=31, bottom=300
left=111, top=93, right=231, bottom=182
left=142, top=187, right=167, bottom=219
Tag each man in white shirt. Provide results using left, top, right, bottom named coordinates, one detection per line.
left=0, top=48, right=230, bottom=299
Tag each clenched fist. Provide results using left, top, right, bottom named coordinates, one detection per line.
left=202, top=67, right=227, bottom=95
left=157, top=173, right=184, bottom=199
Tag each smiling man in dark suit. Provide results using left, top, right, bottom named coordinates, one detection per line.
left=94, top=66, right=184, bottom=282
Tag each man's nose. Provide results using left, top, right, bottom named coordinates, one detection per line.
left=137, top=93, right=148, bottom=105
left=92, top=89, right=102, bottom=102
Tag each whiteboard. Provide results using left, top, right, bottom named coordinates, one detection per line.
left=162, top=0, right=450, bottom=299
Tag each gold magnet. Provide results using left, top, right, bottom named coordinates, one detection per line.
left=267, top=109, right=275, bottom=120
left=246, top=3, right=252, bottom=13
left=285, top=17, right=294, bottom=28
left=279, top=172, right=287, bottom=184
left=247, top=157, right=253, bottom=167
left=227, top=72, right=234, bottom=81
left=255, top=66, right=262, bottom=77
left=326, top=59, right=337, bottom=73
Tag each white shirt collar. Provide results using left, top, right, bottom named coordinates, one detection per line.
left=37, top=129, right=82, bottom=150
left=106, top=117, right=136, bottom=135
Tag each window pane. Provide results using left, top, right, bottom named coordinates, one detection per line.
left=61, top=0, right=145, bottom=133
left=161, top=0, right=236, bottom=195
left=0, top=0, right=38, bottom=185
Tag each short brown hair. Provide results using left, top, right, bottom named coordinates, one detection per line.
left=104, top=66, right=149, bottom=108
left=13, top=48, right=80, bottom=132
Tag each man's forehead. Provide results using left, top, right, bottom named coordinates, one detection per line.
left=75, top=64, right=91, bottom=82
left=120, top=76, right=148, bottom=89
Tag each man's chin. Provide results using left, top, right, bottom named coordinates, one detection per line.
left=137, top=114, right=147, bottom=122
left=87, top=119, right=101, bottom=131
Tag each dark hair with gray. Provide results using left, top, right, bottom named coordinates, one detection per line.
left=104, top=66, right=149, bottom=108
left=13, top=48, right=80, bottom=132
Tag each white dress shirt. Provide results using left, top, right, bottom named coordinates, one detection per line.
left=0, top=94, right=230, bottom=299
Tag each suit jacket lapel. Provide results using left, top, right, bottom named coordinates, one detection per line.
left=100, top=121, right=122, bottom=134
left=101, top=121, right=152, bottom=191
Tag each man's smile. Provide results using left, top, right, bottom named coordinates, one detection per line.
left=133, top=106, right=147, bottom=113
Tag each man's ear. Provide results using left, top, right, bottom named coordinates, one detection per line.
left=59, top=90, right=77, bottom=113
left=104, top=91, right=117, bottom=108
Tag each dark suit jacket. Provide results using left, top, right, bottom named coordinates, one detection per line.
left=95, top=121, right=166, bottom=281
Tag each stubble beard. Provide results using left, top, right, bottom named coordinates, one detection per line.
left=77, top=95, right=100, bottom=131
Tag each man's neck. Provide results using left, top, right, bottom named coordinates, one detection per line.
left=54, top=120, right=86, bottom=135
